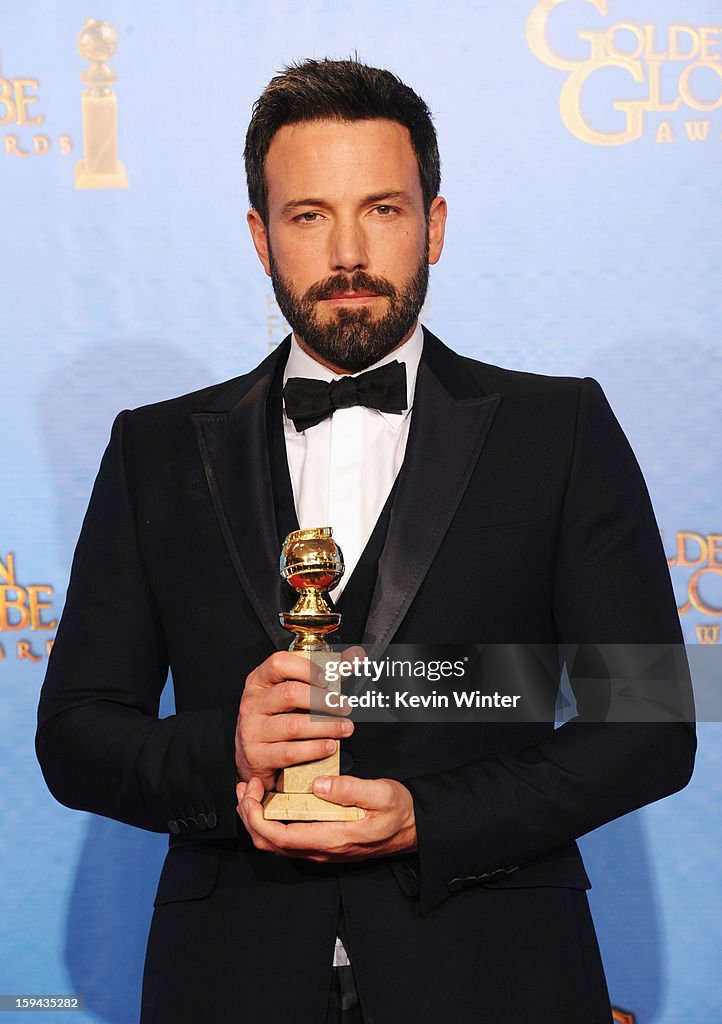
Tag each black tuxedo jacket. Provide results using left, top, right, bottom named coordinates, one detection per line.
left=37, top=330, right=694, bottom=1024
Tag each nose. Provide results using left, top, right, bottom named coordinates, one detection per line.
left=329, top=217, right=368, bottom=272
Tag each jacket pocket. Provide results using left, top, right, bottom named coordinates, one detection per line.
left=153, top=844, right=221, bottom=905
left=450, top=494, right=550, bottom=532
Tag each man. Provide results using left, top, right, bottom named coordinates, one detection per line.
left=37, top=60, right=694, bottom=1023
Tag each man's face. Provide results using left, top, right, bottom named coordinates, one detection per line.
left=248, top=119, right=446, bottom=372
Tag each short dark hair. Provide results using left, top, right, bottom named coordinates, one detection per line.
left=244, top=58, right=441, bottom=223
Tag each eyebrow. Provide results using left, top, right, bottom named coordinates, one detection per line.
left=280, top=190, right=414, bottom=216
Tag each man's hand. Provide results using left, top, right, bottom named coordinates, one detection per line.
left=236, top=775, right=417, bottom=862
left=235, top=651, right=355, bottom=790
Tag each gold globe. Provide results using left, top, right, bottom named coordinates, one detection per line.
left=77, top=20, right=117, bottom=63
left=279, top=528, right=344, bottom=651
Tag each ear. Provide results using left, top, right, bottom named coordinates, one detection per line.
left=427, top=196, right=447, bottom=266
left=247, top=209, right=272, bottom=277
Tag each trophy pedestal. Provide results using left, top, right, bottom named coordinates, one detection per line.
left=262, top=666, right=363, bottom=821
left=263, top=792, right=363, bottom=821
left=75, top=160, right=129, bottom=189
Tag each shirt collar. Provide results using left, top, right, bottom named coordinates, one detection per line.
left=283, top=321, right=423, bottom=431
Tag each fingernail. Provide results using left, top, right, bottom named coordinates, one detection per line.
left=342, top=720, right=353, bottom=734
left=325, top=740, right=337, bottom=754
left=314, top=777, right=331, bottom=794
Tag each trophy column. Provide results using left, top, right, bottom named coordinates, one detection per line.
left=75, top=20, right=129, bottom=190
left=262, top=527, right=362, bottom=821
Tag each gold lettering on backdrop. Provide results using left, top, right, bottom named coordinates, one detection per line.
left=683, top=567, right=722, bottom=616
left=684, top=120, right=710, bottom=141
left=0, top=78, right=43, bottom=126
left=0, top=554, right=17, bottom=585
left=0, top=555, right=57, bottom=634
left=696, top=624, right=720, bottom=644
left=4, top=135, right=29, bottom=157
left=0, top=74, right=72, bottom=159
left=666, top=533, right=722, bottom=619
left=17, top=640, right=41, bottom=663
left=526, top=1, right=722, bottom=144
left=666, top=532, right=708, bottom=567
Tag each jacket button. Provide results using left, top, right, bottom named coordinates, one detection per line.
left=339, top=752, right=354, bottom=773
left=167, top=819, right=180, bottom=834
left=197, top=813, right=208, bottom=830
left=207, top=810, right=217, bottom=828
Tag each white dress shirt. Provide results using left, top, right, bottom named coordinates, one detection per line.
left=283, top=321, right=423, bottom=601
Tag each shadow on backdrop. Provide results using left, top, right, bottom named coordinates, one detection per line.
left=581, top=815, right=662, bottom=1022
left=38, top=342, right=208, bottom=1022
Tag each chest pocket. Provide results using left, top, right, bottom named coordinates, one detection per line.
left=449, top=494, right=550, bottom=533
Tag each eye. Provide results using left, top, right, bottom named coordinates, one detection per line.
left=294, top=211, right=323, bottom=223
left=374, top=205, right=397, bottom=216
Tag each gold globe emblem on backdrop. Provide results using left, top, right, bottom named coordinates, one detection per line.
left=75, top=19, right=129, bottom=189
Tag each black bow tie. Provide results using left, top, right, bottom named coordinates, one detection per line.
left=283, top=360, right=408, bottom=432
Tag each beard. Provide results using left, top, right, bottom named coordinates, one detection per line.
left=268, top=241, right=430, bottom=373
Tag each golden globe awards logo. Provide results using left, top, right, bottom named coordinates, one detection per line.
left=1, top=18, right=128, bottom=188
left=527, top=0, right=722, bottom=145
left=0, top=553, right=56, bottom=663
left=666, top=531, right=722, bottom=643
left=0, top=76, right=72, bottom=158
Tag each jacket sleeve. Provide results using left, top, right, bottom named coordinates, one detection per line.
left=403, top=378, right=696, bottom=913
left=36, top=411, right=241, bottom=839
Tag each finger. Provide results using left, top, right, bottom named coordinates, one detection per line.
left=313, top=774, right=386, bottom=810
left=251, top=651, right=314, bottom=691
left=245, top=776, right=265, bottom=800
left=339, top=645, right=366, bottom=664
left=242, top=792, right=293, bottom=854
left=252, top=678, right=312, bottom=715
left=257, top=678, right=351, bottom=719
left=263, top=713, right=354, bottom=743
left=257, top=738, right=342, bottom=771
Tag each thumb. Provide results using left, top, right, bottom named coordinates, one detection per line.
left=313, top=774, right=382, bottom=810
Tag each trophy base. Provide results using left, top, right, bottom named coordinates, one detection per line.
left=75, top=160, right=129, bottom=189
left=263, top=791, right=363, bottom=821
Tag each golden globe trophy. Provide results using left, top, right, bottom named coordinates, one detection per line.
left=75, top=19, right=129, bottom=190
left=262, top=527, right=362, bottom=821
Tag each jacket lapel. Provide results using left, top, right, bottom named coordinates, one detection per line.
left=363, top=330, right=501, bottom=648
left=192, top=341, right=291, bottom=651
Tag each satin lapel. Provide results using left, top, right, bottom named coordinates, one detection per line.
left=363, top=333, right=501, bottom=649
left=192, top=344, right=291, bottom=650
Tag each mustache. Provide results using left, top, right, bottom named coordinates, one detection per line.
left=304, top=271, right=398, bottom=303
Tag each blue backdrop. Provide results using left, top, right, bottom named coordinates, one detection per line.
left=2, top=2, right=720, bottom=1021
